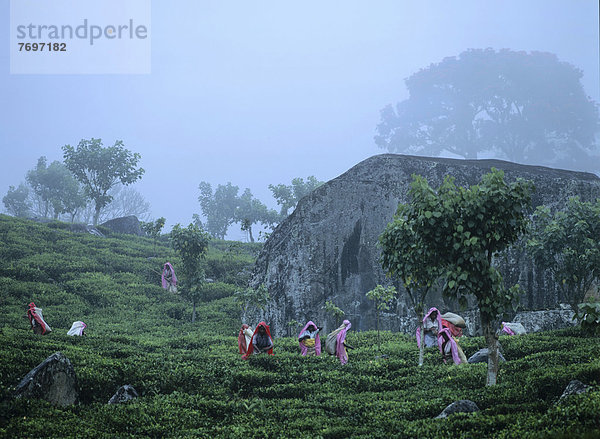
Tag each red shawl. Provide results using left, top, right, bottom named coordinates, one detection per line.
left=242, top=321, right=273, bottom=360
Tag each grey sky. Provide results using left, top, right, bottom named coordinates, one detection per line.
left=1, top=1, right=599, bottom=239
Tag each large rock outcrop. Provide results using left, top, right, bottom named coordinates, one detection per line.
left=251, top=154, right=600, bottom=336
left=100, top=215, right=143, bottom=236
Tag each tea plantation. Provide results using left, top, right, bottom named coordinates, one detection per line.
left=0, top=215, right=599, bottom=438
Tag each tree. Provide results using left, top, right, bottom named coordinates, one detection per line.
left=26, top=157, right=86, bottom=220
left=197, top=182, right=240, bottom=239
left=141, top=217, right=166, bottom=256
left=365, top=285, right=397, bottom=352
left=2, top=184, right=30, bottom=217
left=527, top=197, right=600, bottom=314
left=381, top=169, right=533, bottom=385
left=269, top=176, right=323, bottom=217
left=236, top=188, right=279, bottom=242
left=101, top=185, right=152, bottom=222
left=375, top=49, right=599, bottom=170
left=170, top=223, right=211, bottom=323
left=234, top=284, right=270, bottom=322
left=323, top=300, right=345, bottom=327
left=63, top=138, right=145, bottom=225
left=379, top=208, right=445, bottom=365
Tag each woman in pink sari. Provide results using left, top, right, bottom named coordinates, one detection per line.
left=325, top=320, right=352, bottom=364
left=438, top=327, right=466, bottom=365
left=416, top=307, right=442, bottom=348
left=161, top=262, right=177, bottom=293
left=298, top=321, right=322, bottom=356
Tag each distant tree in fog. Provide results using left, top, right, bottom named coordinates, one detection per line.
left=197, top=182, right=239, bottom=239
left=63, top=138, right=145, bottom=225
left=235, top=188, right=279, bottom=242
left=376, top=49, right=599, bottom=171
left=197, top=182, right=278, bottom=241
left=26, top=157, right=86, bottom=220
left=269, top=176, right=323, bottom=217
left=2, top=183, right=30, bottom=218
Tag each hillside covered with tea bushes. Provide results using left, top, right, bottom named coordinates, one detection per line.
left=0, top=215, right=599, bottom=438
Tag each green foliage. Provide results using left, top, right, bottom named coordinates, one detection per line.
left=170, top=223, right=211, bottom=322
left=234, top=284, right=269, bottom=321
left=1, top=215, right=600, bottom=438
left=62, top=138, right=145, bottom=225
left=381, top=169, right=533, bottom=384
left=199, top=281, right=237, bottom=302
left=366, top=285, right=397, bottom=351
left=574, top=302, right=600, bottom=335
left=527, top=197, right=600, bottom=313
left=323, top=300, right=345, bottom=326
left=26, top=156, right=86, bottom=220
left=268, top=176, right=323, bottom=217
left=375, top=48, right=600, bottom=170
left=196, top=182, right=277, bottom=241
left=2, top=183, right=30, bottom=217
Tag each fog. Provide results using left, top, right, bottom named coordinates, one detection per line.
left=1, top=1, right=598, bottom=239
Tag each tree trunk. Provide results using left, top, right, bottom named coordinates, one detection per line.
left=248, top=226, right=254, bottom=243
left=482, top=313, right=499, bottom=386
left=418, top=323, right=425, bottom=366
left=192, top=300, right=196, bottom=323
left=93, top=204, right=101, bottom=225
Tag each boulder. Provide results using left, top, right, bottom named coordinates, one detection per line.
left=108, top=385, right=139, bottom=404
left=100, top=215, right=143, bottom=236
left=14, top=352, right=78, bottom=406
left=467, top=348, right=506, bottom=364
left=250, top=154, right=600, bottom=335
left=558, top=380, right=592, bottom=403
left=435, top=400, right=480, bottom=418
left=513, top=307, right=576, bottom=333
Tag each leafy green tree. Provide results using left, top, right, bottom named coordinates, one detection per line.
left=234, top=284, right=270, bottom=322
left=376, top=49, right=599, bottom=170
left=269, top=176, right=323, bottom=217
left=323, top=300, right=345, bottom=327
left=26, top=157, right=86, bottom=220
left=170, top=223, right=211, bottom=323
left=527, top=197, right=600, bottom=313
left=379, top=212, right=445, bottom=365
left=62, top=138, right=145, bottom=225
left=2, top=183, right=30, bottom=217
left=287, top=319, right=300, bottom=337
left=365, top=285, right=397, bottom=351
left=197, top=182, right=240, bottom=239
left=381, top=169, right=533, bottom=385
left=236, top=188, right=279, bottom=242
left=141, top=217, right=166, bottom=256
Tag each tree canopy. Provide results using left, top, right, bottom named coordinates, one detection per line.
left=26, top=157, right=86, bottom=220
left=375, top=49, right=599, bottom=170
left=268, top=176, right=323, bottom=217
left=63, top=138, right=144, bottom=225
left=197, top=182, right=278, bottom=241
left=527, top=197, right=600, bottom=313
left=380, top=169, right=533, bottom=384
left=2, top=183, right=30, bottom=218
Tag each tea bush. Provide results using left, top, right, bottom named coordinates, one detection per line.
left=0, top=215, right=599, bottom=438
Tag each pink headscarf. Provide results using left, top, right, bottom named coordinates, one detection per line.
left=336, top=320, right=351, bottom=365
left=416, top=307, right=442, bottom=348
left=502, top=322, right=516, bottom=336
left=438, top=327, right=462, bottom=365
left=161, top=262, right=177, bottom=289
left=298, top=321, right=321, bottom=356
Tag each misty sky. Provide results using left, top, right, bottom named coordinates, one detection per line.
left=1, top=1, right=599, bottom=240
